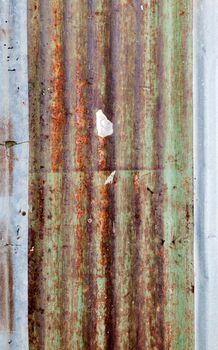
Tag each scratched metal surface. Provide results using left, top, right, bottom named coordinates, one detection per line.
left=0, top=0, right=29, bottom=349
left=194, top=1, right=218, bottom=349
left=28, top=1, right=193, bottom=349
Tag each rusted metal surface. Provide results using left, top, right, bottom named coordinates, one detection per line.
left=0, top=0, right=29, bottom=348
left=28, top=1, right=193, bottom=349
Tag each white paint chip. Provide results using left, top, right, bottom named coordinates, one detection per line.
left=105, top=171, right=116, bottom=185
left=96, top=109, right=113, bottom=138
left=141, top=5, right=144, bottom=10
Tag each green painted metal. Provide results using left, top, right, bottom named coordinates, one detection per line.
left=28, top=0, right=193, bottom=349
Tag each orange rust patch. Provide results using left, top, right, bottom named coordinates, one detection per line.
left=76, top=207, right=83, bottom=220
left=98, top=185, right=110, bottom=266
left=51, top=8, right=65, bottom=172
left=76, top=135, right=88, bottom=146
left=179, top=10, right=186, bottom=16
left=98, top=133, right=108, bottom=170
left=75, top=65, right=89, bottom=170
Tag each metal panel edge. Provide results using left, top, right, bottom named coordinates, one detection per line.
left=194, top=1, right=218, bottom=349
left=0, top=0, right=29, bottom=348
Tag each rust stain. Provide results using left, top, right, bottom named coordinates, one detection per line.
left=98, top=138, right=108, bottom=170
left=180, top=10, right=186, bottom=16
left=51, top=8, right=65, bottom=172
left=74, top=181, right=86, bottom=269
left=95, top=181, right=116, bottom=349
left=75, top=65, right=89, bottom=171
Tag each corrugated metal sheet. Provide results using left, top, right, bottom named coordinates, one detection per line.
left=0, top=0, right=29, bottom=349
left=27, top=1, right=193, bottom=349
left=0, top=0, right=193, bottom=349
left=194, top=1, right=218, bottom=349
left=28, top=1, right=193, bottom=349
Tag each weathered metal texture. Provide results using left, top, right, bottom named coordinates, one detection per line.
left=194, top=1, right=218, bottom=349
left=0, top=0, right=29, bottom=349
left=28, top=1, right=193, bottom=349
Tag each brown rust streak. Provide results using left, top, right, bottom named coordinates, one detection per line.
left=51, top=7, right=65, bottom=172
left=103, top=2, right=116, bottom=172
left=74, top=185, right=86, bottom=269
left=88, top=1, right=116, bottom=346
left=132, top=172, right=142, bottom=349
left=74, top=63, right=95, bottom=347
left=105, top=187, right=116, bottom=350
left=74, top=61, right=94, bottom=348
left=84, top=172, right=95, bottom=350
left=75, top=64, right=89, bottom=171
left=98, top=138, right=108, bottom=170
left=98, top=183, right=115, bottom=349
left=28, top=178, right=46, bottom=348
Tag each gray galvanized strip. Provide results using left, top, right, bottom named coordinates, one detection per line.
left=0, top=0, right=28, bottom=349
left=194, top=1, right=218, bottom=349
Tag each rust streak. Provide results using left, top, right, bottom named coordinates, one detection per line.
left=51, top=8, right=65, bottom=173
left=75, top=64, right=89, bottom=171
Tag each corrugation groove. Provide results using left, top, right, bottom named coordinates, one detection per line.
left=28, top=1, right=193, bottom=349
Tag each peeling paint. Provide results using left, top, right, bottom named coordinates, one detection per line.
left=96, top=110, right=113, bottom=138
left=104, top=171, right=116, bottom=185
